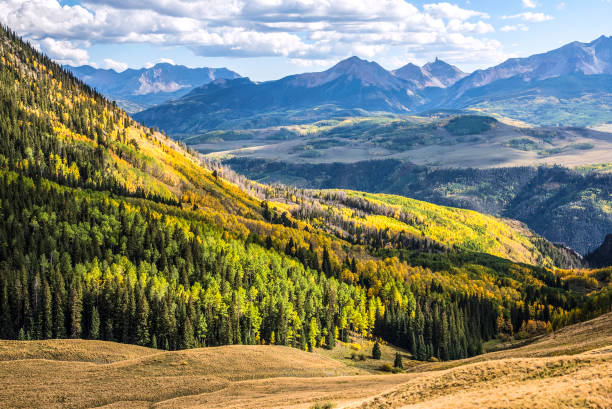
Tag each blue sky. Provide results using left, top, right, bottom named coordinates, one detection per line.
left=1, top=0, right=611, bottom=80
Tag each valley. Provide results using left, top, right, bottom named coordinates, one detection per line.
left=0, top=4, right=611, bottom=408
left=196, top=114, right=612, bottom=169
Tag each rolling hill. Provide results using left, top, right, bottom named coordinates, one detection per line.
left=0, top=312, right=610, bottom=408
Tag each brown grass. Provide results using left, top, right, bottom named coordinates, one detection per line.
left=0, top=313, right=610, bottom=409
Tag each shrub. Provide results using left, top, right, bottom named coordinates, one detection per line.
left=380, top=363, right=402, bottom=373
left=310, top=403, right=334, bottom=409
left=350, top=352, right=367, bottom=361
left=350, top=342, right=361, bottom=351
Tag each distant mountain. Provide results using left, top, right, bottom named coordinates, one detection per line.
left=393, top=58, right=467, bottom=88
left=430, top=35, right=612, bottom=124
left=452, top=35, right=612, bottom=96
left=66, top=63, right=241, bottom=113
left=134, top=35, right=612, bottom=134
left=134, top=56, right=425, bottom=134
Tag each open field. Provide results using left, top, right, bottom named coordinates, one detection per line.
left=0, top=312, right=611, bottom=409
left=196, top=116, right=612, bottom=169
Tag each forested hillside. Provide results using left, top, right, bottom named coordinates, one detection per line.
left=0, top=24, right=611, bottom=362
left=228, top=158, right=612, bottom=254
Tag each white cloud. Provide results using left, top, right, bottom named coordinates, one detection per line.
left=522, top=0, right=537, bottom=8
left=423, top=3, right=489, bottom=20
left=501, top=24, right=529, bottom=32
left=447, top=19, right=494, bottom=34
left=503, top=12, right=554, bottom=22
left=557, top=2, right=566, bottom=10
left=0, top=0, right=506, bottom=68
left=38, top=37, right=89, bottom=65
left=102, top=58, right=128, bottom=72
left=144, top=58, right=177, bottom=68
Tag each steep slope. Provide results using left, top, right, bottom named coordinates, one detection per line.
left=133, top=56, right=422, bottom=134
left=393, top=58, right=467, bottom=88
left=229, top=158, right=612, bottom=255
left=585, top=234, right=612, bottom=267
left=1, top=23, right=610, bottom=370
left=449, top=35, right=612, bottom=97
left=350, top=312, right=612, bottom=409
left=67, top=63, right=241, bottom=113
left=432, top=35, right=612, bottom=125
left=422, top=58, right=468, bottom=87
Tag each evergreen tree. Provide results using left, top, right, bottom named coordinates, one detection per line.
left=42, top=281, right=52, bottom=339
left=135, top=287, right=149, bottom=346
left=181, top=317, right=196, bottom=349
left=372, top=341, right=382, bottom=359
left=90, top=306, right=100, bottom=340
left=393, top=352, right=403, bottom=369
left=69, top=280, right=82, bottom=339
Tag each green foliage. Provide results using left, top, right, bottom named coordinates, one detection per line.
left=444, top=115, right=497, bottom=136
left=310, top=403, right=334, bottom=409
left=90, top=306, right=100, bottom=340
left=472, top=93, right=612, bottom=127
left=231, top=158, right=612, bottom=256
left=393, top=352, right=403, bottom=369
left=372, top=341, right=381, bottom=359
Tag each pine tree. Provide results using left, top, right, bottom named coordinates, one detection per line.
left=90, top=306, right=100, bottom=339
left=0, top=280, right=12, bottom=339
left=393, top=352, right=403, bottom=369
left=372, top=341, right=382, bottom=359
left=69, top=280, right=82, bottom=339
left=42, top=281, right=53, bottom=339
left=322, top=247, right=332, bottom=276
left=135, top=287, right=149, bottom=346
left=325, top=326, right=336, bottom=350
left=181, top=317, right=196, bottom=349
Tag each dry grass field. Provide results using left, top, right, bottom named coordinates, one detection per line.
left=0, top=313, right=611, bottom=409
left=199, top=122, right=612, bottom=169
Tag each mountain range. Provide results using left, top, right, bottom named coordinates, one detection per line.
left=66, top=63, right=241, bottom=113
left=132, top=35, right=612, bottom=133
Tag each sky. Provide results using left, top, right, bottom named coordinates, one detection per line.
left=1, top=0, right=611, bottom=81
